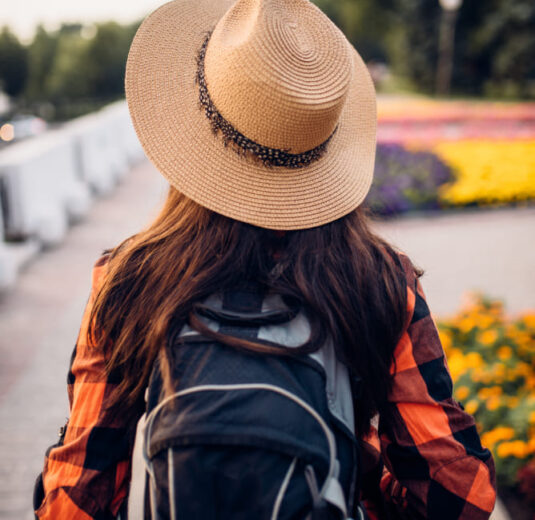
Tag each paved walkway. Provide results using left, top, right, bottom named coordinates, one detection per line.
left=0, top=162, right=167, bottom=520
left=1, top=160, right=530, bottom=519
left=372, top=205, right=535, bottom=317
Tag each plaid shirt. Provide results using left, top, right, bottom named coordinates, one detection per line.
left=34, top=253, right=496, bottom=519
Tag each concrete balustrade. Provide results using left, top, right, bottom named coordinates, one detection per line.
left=69, top=112, right=120, bottom=196
left=68, top=102, right=143, bottom=196
left=0, top=193, right=39, bottom=291
left=0, top=101, right=144, bottom=291
left=101, top=102, right=146, bottom=167
left=0, top=129, right=92, bottom=245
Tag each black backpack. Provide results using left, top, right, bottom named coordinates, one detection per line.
left=127, top=283, right=365, bottom=520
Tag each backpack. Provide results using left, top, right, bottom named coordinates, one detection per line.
left=127, top=283, right=365, bottom=520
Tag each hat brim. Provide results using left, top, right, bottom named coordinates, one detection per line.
left=125, top=0, right=376, bottom=230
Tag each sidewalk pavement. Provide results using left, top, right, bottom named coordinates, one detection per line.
left=0, top=162, right=167, bottom=520
left=372, top=205, right=535, bottom=317
left=1, top=160, right=527, bottom=519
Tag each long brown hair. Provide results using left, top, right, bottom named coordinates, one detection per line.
left=90, top=187, right=420, bottom=434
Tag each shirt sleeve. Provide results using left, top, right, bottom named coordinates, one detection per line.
left=35, top=255, right=136, bottom=520
left=374, top=253, right=497, bottom=519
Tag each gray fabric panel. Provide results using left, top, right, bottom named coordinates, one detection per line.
left=257, top=304, right=354, bottom=435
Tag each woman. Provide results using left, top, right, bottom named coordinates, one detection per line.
left=34, top=0, right=496, bottom=518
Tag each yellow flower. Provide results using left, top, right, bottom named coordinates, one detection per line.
left=455, top=386, right=470, bottom=401
left=497, top=346, right=513, bottom=360
left=465, top=399, right=479, bottom=415
left=486, top=396, right=501, bottom=411
left=465, top=352, right=484, bottom=370
left=492, top=363, right=506, bottom=381
left=435, top=140, right=535, bottom=207
left=477, top=315, right=495, bottom=329
left=478, top=386, right=502, bottom=399
left=479, top=329, right=498, bottom=346
left=446, top=351, right=466, bottom=382
left=516, top=331, right=533, bottom=347
left=521, top=314, right=535, bottom=329
left=439, top=329, right=453, bottom=351
left=497, top=440, right=527, bottom=459
left=529, top=411, right=535, bottom=424
left=458, top=316, right=476, bottom=333
left=481, top=426, right=514, bottom=447
left=474, top=371, right=493, bottom=385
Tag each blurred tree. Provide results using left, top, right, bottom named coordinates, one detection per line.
left=45, top=27, right=90, bottom=102
left=5, top=0, right=533, bottom=118
left=0, top=27, right=29, bottom=98
left=58, top=23, right=84, bottom=36
left=25, top=25, right=59, bottom=101
left=85, top=21, right=139, bottom=100
left=386, top=0, right=535, bottom=97
left=313, top=0, right=394, bottom=62
left=387, top=0, right=441, bottom=94
left=469, top=0, right=535, bottom=97
left=21, top=21, right=139, bottom=119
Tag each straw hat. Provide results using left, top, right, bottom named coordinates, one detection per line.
left=125, top=0, right=376, bottom=230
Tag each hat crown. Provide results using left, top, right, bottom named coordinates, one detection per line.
left=204, top=0, right=354, bottom=153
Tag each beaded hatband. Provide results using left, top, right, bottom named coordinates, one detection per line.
left=195, top=32, right=337, bottom=169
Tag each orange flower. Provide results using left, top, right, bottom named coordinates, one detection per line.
left=497, top=346, right=513, bottom=361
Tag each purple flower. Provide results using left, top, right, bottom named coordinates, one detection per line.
left=365, top=143, right=454, bottom=217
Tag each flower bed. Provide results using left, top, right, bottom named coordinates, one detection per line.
left=436, top=294, right=535, bottom=509
left=434, top=140, right=535, bottom=207
left=366, top=143, right=454, bottom=216
left=375, top=97, right=535, bottom=214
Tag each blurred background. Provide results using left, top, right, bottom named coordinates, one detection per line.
left=0, top=0, right=534, bottom=519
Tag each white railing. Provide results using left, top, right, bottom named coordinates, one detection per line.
left=0, top=100, right=144, bottom=291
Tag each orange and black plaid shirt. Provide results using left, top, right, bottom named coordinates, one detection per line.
left=34, top=253, right=496, bottom=519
